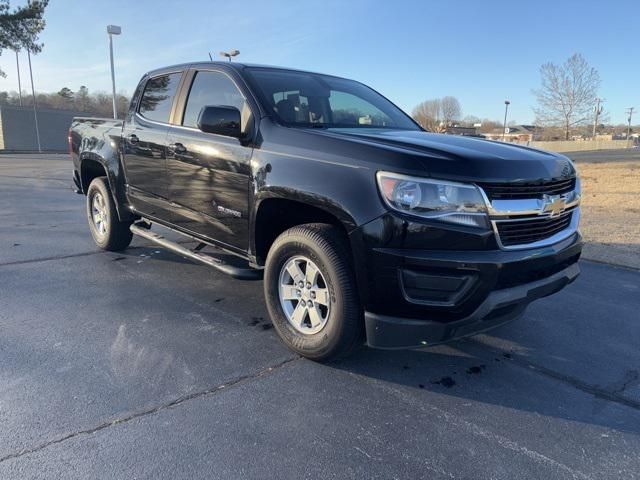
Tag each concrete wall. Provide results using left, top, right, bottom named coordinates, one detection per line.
left=0, top=105, right=83, bottom=152
left=529, top=139, right=631, bottom=153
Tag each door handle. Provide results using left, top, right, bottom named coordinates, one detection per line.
left=128, top=134, right=139, bottom=144
left=169, top=142, right=187, bottom=154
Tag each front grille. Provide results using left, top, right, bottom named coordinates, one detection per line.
left=479, top=177, right=576, bottom=200
left=495, top=210, right=574, bottom=247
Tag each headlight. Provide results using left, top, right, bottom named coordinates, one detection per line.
left=376, top=171, right=489, bottom=228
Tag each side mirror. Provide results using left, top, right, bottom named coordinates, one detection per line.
left=197, top=105, right=242, bottom=138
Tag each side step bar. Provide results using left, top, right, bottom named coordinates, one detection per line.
left=130, top=223, right=263, bottom=281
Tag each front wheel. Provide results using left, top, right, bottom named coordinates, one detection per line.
left=264, top=223, right=363, bottom=361
left=86, top=177, right=133, bottom=251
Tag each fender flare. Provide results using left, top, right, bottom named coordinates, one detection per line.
left=252, top=187, right=358, bottom=231
left=79, top=152, right=134, bottom=221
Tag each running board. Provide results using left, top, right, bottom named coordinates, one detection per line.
left=130, top=223, right=263, bottom=280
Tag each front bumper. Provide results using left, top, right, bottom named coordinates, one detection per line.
left=365, top=261, right=579, bottom=349
left=349, top=214, right=583, bottom=349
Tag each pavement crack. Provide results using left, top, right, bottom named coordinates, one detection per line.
left=0, top=251, right=105, bottom=267
left=0, top=174, right=70, bottom=183
left=611, top=370, right=640, bottom=395
left=0, top=242, right=197, bottom=268
left=471, top=341, right=640, bottom=411
left=0, top=356, right=299, bottom=464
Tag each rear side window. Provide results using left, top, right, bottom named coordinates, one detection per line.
left=138, top=72, right=182, bottom=123
left=182, top=71, right=246, bottom=128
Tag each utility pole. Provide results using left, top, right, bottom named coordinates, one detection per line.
left=592, top=98, right=603, bottom=139
left=15, top=51, right=23, bottom=106
left=27, top=50, right=41, bottom=153
left=626, top=107, right=634, bottom=148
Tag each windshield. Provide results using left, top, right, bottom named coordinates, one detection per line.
left=245, top=68, right=420, bottom=130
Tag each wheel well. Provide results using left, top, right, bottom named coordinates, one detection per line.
left=80, top=158, right=107, bottom=194
left=254, top=198, right=347, bottom=265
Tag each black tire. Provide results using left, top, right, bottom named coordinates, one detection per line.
left=264, top=223, right=363, bottom=361
left=86, top=177, right=133, bottom=251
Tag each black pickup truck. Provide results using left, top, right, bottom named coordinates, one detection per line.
left=69, top=62, right=582, bottom=361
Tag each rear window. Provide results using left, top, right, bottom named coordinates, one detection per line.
left=138, top=72, right=182, bottom=123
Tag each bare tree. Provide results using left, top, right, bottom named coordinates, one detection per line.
left=461, top=115, right=481, bottom=126
left=75, top=85, right=90, bottom=112
left=441, top=96, right=461, bottom=126
left=533, top=54, right=601, bottom=140
left=0, top=85, right=130, bottom=117
left=413, top=96, right=462, bottom=132
left=412, top=99, right=443, bottom=132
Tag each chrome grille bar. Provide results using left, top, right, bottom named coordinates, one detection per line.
left=476, top=178, right=581, bottom=250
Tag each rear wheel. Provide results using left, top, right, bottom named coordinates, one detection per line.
left=86, top=177, right=133, bottom=251
left=264, top=223, right=363, bottom=361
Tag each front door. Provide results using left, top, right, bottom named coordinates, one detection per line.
left=122, top=71, right=182, bottom=219
left=166, top=69, right=252, bottom=251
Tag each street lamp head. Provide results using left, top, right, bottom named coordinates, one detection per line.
left=504, top=100, right=510, bottom=105
left=219, top=49, right=240, bottom=60
left=107, top=25, right=121, bottom=35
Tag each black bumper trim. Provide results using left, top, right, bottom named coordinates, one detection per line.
left=365, top=262, right=580, bottom=349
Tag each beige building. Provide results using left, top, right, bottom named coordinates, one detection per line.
left=482, top=125, right=539, bottom=143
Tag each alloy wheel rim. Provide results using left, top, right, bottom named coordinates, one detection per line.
left=278, top=255, right=331, bottom=335
left=91, top=193, right=108, bottom=236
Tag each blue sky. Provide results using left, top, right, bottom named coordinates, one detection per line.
left=0, top=0, right=637, bottom=124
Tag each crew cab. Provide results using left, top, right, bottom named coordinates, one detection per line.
left=69, top=62, right=582, bottom=361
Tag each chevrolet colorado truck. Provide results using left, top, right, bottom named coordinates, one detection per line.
left=69, top=62, right=582, bottom=361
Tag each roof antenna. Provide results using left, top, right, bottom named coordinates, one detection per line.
left=208, top=52, right=213, bottom=61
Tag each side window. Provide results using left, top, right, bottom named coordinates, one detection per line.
left=126, top=78, right=146, bottom=123
left=182, top=71, right=246, bottom=128
left=272, top=91, right=310, bottom=123
left=138, top=72, right=182, bottom=123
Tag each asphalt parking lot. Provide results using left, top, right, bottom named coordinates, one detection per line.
left=1, top=153, right=639, bottom=479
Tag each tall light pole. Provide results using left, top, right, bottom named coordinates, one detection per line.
left=502, top=100, right=510, bottom=141
left=27, top=49, right=41, bottom=153
left=107, top=25, right=121, bottom=119
left=219, top=49, right=240, bottom=62
left=15, top=50, right=23, bottom=106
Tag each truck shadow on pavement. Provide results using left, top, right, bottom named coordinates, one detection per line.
left=329, top=338, right=640, bottom=437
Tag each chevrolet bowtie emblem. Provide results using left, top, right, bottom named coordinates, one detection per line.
left=541, top=194, right=567, bottom=217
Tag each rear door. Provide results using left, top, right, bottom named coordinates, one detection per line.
left=166, top=68, right=253, bottom=251
left=122, top=71, right=183, bottom=219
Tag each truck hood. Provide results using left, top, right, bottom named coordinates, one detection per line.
left=308, top=128, right=575, bottom=183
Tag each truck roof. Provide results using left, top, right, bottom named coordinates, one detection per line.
left=145, top=61, right=351, bottom=81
